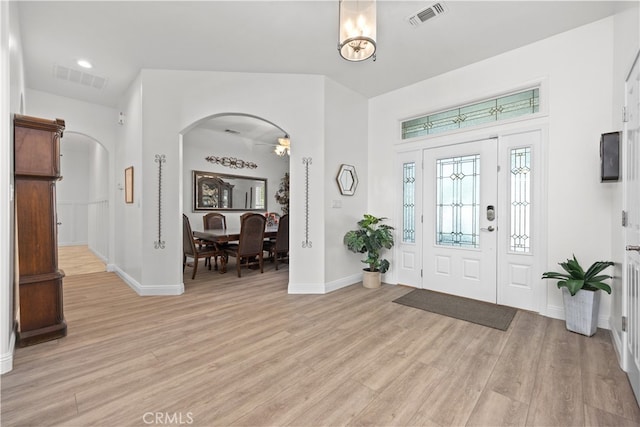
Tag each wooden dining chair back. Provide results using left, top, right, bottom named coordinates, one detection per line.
left=183, top=214, right=225, bottom=279
left=240, top=212, right=254, bottom=222
left=203, top=212, right=226, bottom=230
left=265, top=214, right=289, bottom=270
left=224, top=213, right=266, bottom=277
left=201, top=212, right=227, bottom=270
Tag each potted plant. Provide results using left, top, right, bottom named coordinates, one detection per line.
left=274, top=172, right=289, bottom=215
left=541, top=255, right=614, bottom=336
left=344, top=214, right=394, bottom=289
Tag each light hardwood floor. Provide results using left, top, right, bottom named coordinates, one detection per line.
left=58, top=245, right=106, bottom=276
left=2, top=260, right=639, bottom=427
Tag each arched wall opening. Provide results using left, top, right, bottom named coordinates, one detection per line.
left=179, top=112, right=290, bottom=282
left=57, top=130, right=110, bottom=268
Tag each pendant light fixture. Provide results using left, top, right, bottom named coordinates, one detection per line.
left=338, top=0, right=377, bottom=62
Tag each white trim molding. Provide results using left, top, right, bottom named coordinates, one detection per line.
left=0, top=331, right=15, bottom=374
left=113, top=266, right=184, bottom=296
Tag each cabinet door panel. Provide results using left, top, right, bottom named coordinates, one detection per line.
left=15, top=180, right=57, bottom=275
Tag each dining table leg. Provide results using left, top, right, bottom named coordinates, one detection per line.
left=219, top=254, right=227, bottom=274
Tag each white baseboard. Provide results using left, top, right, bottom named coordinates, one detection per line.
left=113, top=266, right=184, bottom=296
left=0, top=331, right=15, bottom=374
left=324, top=273, right=362, bottom=293
left=611, top=323, right=625, bottom=368
left=546, top=304, right=610, bottom=330
left=288, top=282, right=327, bottom=294
left=289, top=273, right=363, bottom=294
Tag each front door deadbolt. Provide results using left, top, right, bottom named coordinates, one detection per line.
left=487, top=205, right=495, bottom=221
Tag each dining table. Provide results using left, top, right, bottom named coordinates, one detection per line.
left=192, top=225, right=278, bottom=244
left=192, top=225, right=279, bottom=273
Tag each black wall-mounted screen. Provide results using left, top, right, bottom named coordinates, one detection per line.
left=600, top=131, right=620, bottom=182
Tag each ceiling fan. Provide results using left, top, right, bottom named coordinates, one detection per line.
left=274, top=135, right=290, bottom=156
left=252, top=134, right=290, bottom=156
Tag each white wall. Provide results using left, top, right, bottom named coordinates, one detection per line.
left=0, top=0, right=26, bottom=374
left=182, top=126, right=289, bottom=229
left=113, top=70, right=328, bottom=294
left=87, top=138, right=109, bottom=260
left=57, top=139, right=90, bottom=245
left=324, top=78, right=369, bottom=288
left=114, top=75, right=144, bottom=286
left=369, top=17, right=618, bottom=321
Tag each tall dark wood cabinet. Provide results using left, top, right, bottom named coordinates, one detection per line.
left=14, top=114, right=67, bottom=346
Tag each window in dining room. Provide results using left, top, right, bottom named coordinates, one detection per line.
left=255, top=185, right=265, bottom=210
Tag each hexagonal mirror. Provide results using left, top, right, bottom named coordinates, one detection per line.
left=336, top=164, right=358, bottom=196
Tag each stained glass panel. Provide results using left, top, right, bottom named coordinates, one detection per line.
left=403, top=162, right=416, bottom=243
left=402, top=88, right=540, bottom=139
left=510, top=147, right=531, bottom=252
left=436, top=154, right=480, bottom=248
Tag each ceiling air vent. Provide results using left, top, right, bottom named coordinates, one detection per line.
left=53, top=64, right=108, bottom=90
left=407, top=2, right=447, bottom=27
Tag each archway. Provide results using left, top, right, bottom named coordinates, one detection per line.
left=180, top=113, right=290, bottom=281
left=57, top=131, right=109, bottom=275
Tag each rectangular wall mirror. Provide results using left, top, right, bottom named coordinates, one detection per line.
left=193, top=170, right=267, bottom=211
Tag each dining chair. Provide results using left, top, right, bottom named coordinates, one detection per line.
left=224, top=213, right=266, bottom=277
left=183, top=214, right=226, bottom=279
left=202, top=212, right=227, bottom=270
left=203, top=212, right=227, bottom=230
left=263, top=214, right=289, bottom=270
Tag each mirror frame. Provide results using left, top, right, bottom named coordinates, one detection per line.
left=193, top=170, right=268, bottom=211
left=336, top=164, right=358, bottom=196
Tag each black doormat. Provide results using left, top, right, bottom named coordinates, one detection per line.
left=393, top=289, right=517, bottom=331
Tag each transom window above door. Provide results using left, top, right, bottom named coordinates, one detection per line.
left=401, top=88, right=540, bottom=140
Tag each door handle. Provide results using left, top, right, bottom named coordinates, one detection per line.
left=57, top=222, right=62, bottom=226
left=481, top=226, right=495, bottom=232
left=626, top=245, right=640, bottom=252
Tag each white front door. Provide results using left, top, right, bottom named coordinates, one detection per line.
left=423, top=138, right=498, bottom=303
left=624, top=52, right=640, bottom=405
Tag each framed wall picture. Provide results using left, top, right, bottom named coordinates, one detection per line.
left=125, top=166, right=134, bottom=203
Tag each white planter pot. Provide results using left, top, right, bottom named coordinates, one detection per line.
left=362, top=270, right=381, bottom=289
left=561, top=288, right=601, bottom=336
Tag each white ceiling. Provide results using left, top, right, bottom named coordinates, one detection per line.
left=18, top=1, right=634, bottom=109
left=195, top=113, right=287, bottom=146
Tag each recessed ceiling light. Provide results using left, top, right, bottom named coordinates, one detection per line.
left=77, top=59, right=92, bottom=69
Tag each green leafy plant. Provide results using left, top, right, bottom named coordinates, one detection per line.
left=344, top=214, right=394, bottom=273
left=541, top=255, right=614, bottom=296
